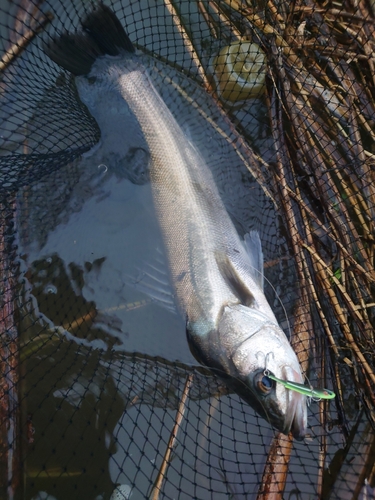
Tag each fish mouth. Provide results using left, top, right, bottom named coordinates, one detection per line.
left=287, top=391, right=307, bottom=440
left=282, top=367, right=307, bottom=440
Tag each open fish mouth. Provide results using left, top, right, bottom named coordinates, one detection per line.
left=286, top=391, right=307, bottom=440
left=282, top=366, right=307, bottom=440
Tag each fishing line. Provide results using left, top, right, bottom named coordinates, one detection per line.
left=246, top=258, right=293, bottom=342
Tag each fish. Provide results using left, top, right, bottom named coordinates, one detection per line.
left=44, top=3, right=307, bottom=439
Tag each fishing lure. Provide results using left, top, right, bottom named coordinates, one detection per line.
left=264, top=370, right=336, bottom=400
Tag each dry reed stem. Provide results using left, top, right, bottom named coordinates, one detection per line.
left=333, top=169, right=373, bottom=240
left=311, top=256, right=375, bottom=390
left=60, top=310, right=96, bottom=332
left=208, top=1, right=242, bottom=39
left=332, top=64, right=375, bottom=218
left=0, top=12, right=52, bottom=72
left=196, top=396, right=219, bottom=463
left=101, top=299, right=151, bottom=314
left=267, top=86, right=314, bottom=365
left=355, top=105, right=375, bottom=142
left=151, top=374, right=194, bottom=500
left=299, top=250, right=340, bottom=357
left=164, top=0, right=211, bottom=89
left=256, top=433, right=293, bottom=500
left=266, top=0, right=285, bottom=29
left=197, top=1, right=219, bottom=39
left=287, top=146, right=316, bottom=372
left=285, top=187, right=375, bottom=282
left=301, top=242, right=371, bottom=327
left=291, top=297, right=314, bottom=371
left=10, top=0, right=46, bottom=43
left=348, top=270, right=374, bottom=339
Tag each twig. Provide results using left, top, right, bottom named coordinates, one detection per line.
left=197, top=0, right=219, bottom=39
left=163, top=0, right=211, bottom=89
left=312, top=257, right=375, bottom=391
left=100, top=299, right=151, bottom=314
left=60, top=309, right=96, bottom=333
left=256, top=433, right=293, bottom=499
left=197, top=396, right=219, bottom=464
left=150, top=373, right=194, bottom=500
left=301, top=242, right=372, bottom=329
left=285, top=186, right=375, bottom=282
left=208, top=1, right=242, bottom=39
left=0, top=11, right=53, bottom=72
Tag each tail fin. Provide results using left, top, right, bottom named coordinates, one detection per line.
left=44, top=3, right=134, bottom=76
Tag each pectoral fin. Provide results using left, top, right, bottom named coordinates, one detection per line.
left=215, top=230, right=264, bottom=307
left=215, top=251, right=256, bottom=307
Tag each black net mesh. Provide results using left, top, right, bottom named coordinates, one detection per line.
left=1, top=0, right=375, bottom=499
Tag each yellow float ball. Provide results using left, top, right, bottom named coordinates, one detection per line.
left=213, top=41, right=267, bottom=102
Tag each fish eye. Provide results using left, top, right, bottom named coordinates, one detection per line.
left=254, top=372, right=273, bottom=395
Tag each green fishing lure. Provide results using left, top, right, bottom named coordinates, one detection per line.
left=265, top=372, right=336, bottom=400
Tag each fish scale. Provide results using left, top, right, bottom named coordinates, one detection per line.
left=115, top=64, right=238, bottom=325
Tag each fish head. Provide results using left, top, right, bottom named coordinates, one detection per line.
left=188, top=304, right=307, bottom=439
left=219, top=304, right=307, bottom=439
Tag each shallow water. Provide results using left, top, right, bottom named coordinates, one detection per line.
left=14, top=35, right=295, bottom=500
left=17, top=48, right=295, bottom=363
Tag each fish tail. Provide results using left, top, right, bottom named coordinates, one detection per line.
left=44, top=3, right=134, bottom=76
left=81, top=3, right=135, bottom=56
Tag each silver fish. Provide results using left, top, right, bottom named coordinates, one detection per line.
left=45, top=4, right=307, bottom=439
